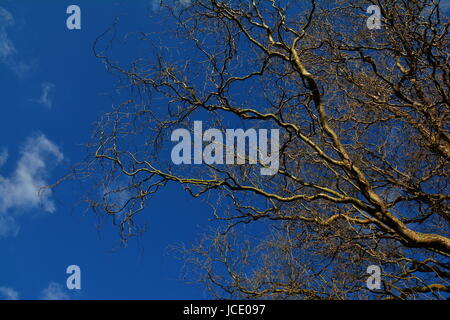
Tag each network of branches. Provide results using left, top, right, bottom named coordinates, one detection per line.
left=81, top=0, right=449, bottom=299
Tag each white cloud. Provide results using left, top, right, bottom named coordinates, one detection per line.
left=0, top=7, right=31, bottom=77
left=0, top=287, right=19, bottom=300
left=40, top=282, right=70, bottom=300
left=0, top=134, right=63, bottom=237
left=33, top=82, right=56, bottom=109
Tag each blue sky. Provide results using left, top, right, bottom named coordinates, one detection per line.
left=1, top=0, right=449, bottom=301
left=0, top=0, right=216, bottom=300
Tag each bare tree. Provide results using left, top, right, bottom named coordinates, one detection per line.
left=81, top=0, right=449, bottom=299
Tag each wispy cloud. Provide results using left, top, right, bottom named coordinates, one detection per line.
left=151, top=0, right=162, bottom=12
left=0, top=149, right=8, bottom=167
left=0, top=134, right=63, bottom=237
left=0, top=6, right=32, bottom=77
left=0, top=7, right=15, bottom=60
left=0, top=287, right=19, bottom=300
left=151, top=0, right=191, bottom=12
left=40, top=282, right=70, bottom=300
left=32, top=82, right=56, bottom=109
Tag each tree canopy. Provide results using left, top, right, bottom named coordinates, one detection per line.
left=82, top=0, right=449, bottom=299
